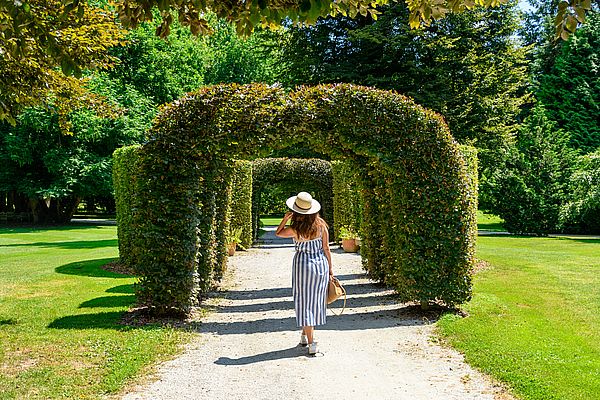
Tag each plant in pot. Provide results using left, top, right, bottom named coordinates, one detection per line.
left=339, top=226, right=360, bottom=253
left=227, top=227, right=244, bottom=256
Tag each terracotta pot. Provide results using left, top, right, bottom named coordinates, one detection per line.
left=227, top=242, right=237, bottom=256
left=342, top=238, right=359, bottom=253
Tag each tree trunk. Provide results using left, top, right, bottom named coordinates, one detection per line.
left=30, top=196, right=81, bottom=224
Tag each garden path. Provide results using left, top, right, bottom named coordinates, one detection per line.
left=122, top=228, right=512, bottom=400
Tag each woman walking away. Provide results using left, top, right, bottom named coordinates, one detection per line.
left=276, top=191, right=333, bottom=356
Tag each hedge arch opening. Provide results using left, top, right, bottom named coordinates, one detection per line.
left=120, top=83, right=478, bottom=316
left=252, top=158, right=333, bottom=240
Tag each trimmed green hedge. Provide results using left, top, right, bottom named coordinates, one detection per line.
left=112, top=145, right=141, bottom=270
left=230, top=160, right=253, bottom=249
left=331, top=160, right=363, bottom=241
left=252, top=158, right=333, bottom=239
left=125, top=83, right=477, bottom=315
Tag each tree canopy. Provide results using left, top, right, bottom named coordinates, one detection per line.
left=273, top=2, right=529, bottom=171
left=0, top=0, right=125, bottom=127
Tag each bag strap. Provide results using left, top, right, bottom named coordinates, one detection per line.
left=329, top=279, right=346, bottom=316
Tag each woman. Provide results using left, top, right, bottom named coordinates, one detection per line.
left=275, top=191, right=333, bottom=356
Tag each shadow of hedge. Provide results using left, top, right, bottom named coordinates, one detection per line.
left=55, top=258, right=129, bottom=278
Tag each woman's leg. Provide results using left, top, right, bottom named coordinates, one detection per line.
left=304, top=326, right=314, bottom=343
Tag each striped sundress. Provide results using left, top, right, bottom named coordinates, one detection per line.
left=292, top=231, right=329, bottom=327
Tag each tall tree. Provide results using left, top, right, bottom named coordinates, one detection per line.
left=274, top=2, right=530, bottom=170
left=536, top=11, right=599, bottom=153
left=482, top=104, right=576, bottom=234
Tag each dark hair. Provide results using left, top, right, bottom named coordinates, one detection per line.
left=291, top=212, right=328, bottom=240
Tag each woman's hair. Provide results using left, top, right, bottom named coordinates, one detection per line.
left=291, top=212, right=328, bottom=239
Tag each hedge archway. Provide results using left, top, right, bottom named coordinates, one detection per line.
left=252, top=158, right=333, bottom=239
left=127, top=83, right=477, bottom=315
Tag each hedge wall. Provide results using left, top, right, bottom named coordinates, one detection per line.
left=112, top=145, right=141, bottom=270
left=331, top=160, right=363, bottom=241
left=252, top=158, right=333, bottom=238
left=124, top=83, right=477, bottom=315
left=230, top=160, right=253, bottom=249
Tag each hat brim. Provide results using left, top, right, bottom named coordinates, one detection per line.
left=286, top=196, right=321, bottom=215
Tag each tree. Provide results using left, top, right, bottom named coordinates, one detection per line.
left=536, top=11, right=599, bottom=153
left=559, top=149, right=600, bottom=233
left=0, top=74, right=154, bottom=223
left=0, top=14, right=280, bottom=224
left=274, top=2, right=529, bottom=171
left=114, top=0, right=593, bottom=41
left=482, top=105, right=576, bottom=234
left=1, top=0, right=592, bottom=125
left=0, top=0, right=125, bottom=127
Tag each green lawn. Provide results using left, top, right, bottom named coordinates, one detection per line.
left=260, top=215, right=284, bottom=226
left=477, top=210, right=505, bottom=231
left=0, top=225, right=194, bottom=399
left=438, top=235, right=600, bottom=400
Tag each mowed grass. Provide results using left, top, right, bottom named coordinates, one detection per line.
left=0, top=225, right=194, bottom=399
left=438, top=235, right=600, bottom=400
left=261, top=215, right=284, bottom=226
left=477, top=210, right=505, bottom=231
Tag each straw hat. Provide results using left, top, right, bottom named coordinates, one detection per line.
left=286, top=192, right=321, bottom=215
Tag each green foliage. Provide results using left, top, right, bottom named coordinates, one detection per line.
left=275, top=2, right=530, bottom=171
left=0, top=0, right=125, bottom=127
left=331, top=160, right=363, bottom=240
left=112, top=145, right=141, bottom=269
left=258, top=184, right=292, bottom=215
left=107, top=18, right=210, bottom=106
left=230, top=160, right=253, bottom=249
left=536, top=11, right=600, bottom=153
left=338, top=225, right=360, bottom=240
left=252, top=158, right=333, bottom=239
left=482, top=105, right=576, bottom=235
left=115, top=0, right=589, bottom=44
left=0, top=72, right=154, bottom=224
left=124, top=83, right=476, bottom=315
left=559, top=149, right=600, bottom=233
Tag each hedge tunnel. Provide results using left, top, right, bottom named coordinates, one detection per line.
left=115, top=83, right=478, bottom=316
left=251, top=158, right=334, bottom=240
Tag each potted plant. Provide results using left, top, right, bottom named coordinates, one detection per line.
left=227, top=227, right=243, bottom=256
left=339, top=226, right=360, bottom=253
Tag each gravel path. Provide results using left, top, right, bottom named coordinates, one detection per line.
left=122, top=229, right=512, bottom=400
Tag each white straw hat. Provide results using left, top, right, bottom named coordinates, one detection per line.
left=286, top=192, right=321, bottom=214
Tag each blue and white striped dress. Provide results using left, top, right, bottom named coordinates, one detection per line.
left=292, top=232, right=329, bottom=327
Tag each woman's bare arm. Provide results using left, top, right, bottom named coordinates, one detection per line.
left=275, top=212, right=295, bottom=238
left=322, top=228, right=334, bottom=276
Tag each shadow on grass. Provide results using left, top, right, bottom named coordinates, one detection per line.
left=55, top=258, right=129, bottom=278
left=554, top=237, right=600, bottom=244
left=0, top=225, right=108, bottom=235
left=79, top=295, right=136, bottom=308
left=106, top=284, right=135, bottom=294
left=477, top=222, right=505, bottom=231
left=3, top=239, right=117, bottom=249
left=48, top=311, right=128, bottom=330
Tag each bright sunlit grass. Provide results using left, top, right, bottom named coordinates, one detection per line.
left=0, top=225, right=194, bottom=399
left=438, top=235, right=600, bottom=400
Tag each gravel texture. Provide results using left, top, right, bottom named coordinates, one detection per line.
left=122, top=229, right=512, bottom=400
